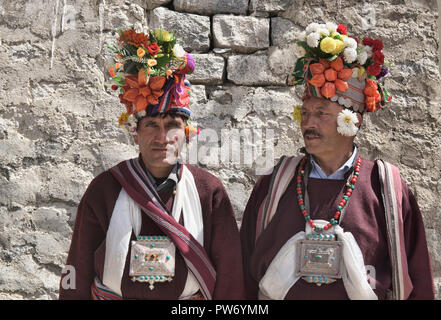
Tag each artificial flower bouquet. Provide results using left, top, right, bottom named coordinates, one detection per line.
left=106, top=28, right=193, bottom=135
left=292, top=22, right=392, bottom=113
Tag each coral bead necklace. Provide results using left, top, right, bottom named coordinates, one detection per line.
left=296, top=155, right=362, bottom=232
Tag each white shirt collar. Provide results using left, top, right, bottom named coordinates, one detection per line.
left=309, top=146, right=358, bottom=180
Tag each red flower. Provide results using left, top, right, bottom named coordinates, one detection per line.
left=147, top=43, right=159, bottom=56
left=373, top=51, right=384, bottom=65
left=367, top=64, right=381, bottom=77
left=362, top=37, right=383, bottom=52
left=371, top=39, right=383, bottom=51
left=337, top=24, right=347, bottom=35
left=362, top=37, right=374, bottom=47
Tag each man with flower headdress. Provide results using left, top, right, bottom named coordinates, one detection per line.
left=240, top=22, right=434, bottom=300
left=59, top=28, right=245, bottom=300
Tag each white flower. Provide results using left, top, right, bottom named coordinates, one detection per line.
left=299, top=31, right=307, bottom=41
left=363, top=45, right=373, bottom=58
left=306, top=32, right=320, bottom=48
left=306, top=23, right=320, bottom=34
left=137, top=110, right=146, bottom=118
left=357, top=51, right=368, bottom=65
left=325, top=22, right=338, bottom=33
left=337, top=109, right=359, bottom=137
left=295, top=45, right=306, bottom=57
left=317, top=27, right=330, bottom=37
left=173, top=44, right=186, bottom=58
left=351, top=67, right=359, bottom=78
left=343, top=37, right=357, bottom=49
left=343, top=47, right=357, bottom=63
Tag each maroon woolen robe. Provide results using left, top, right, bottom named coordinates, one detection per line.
left=59, top=162, right=245, bottom=300
left=240, top=157, right=435, bottom=300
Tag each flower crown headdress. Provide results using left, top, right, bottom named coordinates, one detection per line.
left=107, top=28, right=198, bottom=139
left=291, top=22, right=392, bottom=115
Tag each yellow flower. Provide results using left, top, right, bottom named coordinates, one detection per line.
left=154, top=29, right=173, bottom=42
left=358, top=66, right=366, bottom=78
left=118, top=112, right=129, bottom=126
left=137, top=48, right=145, bottom=58
left=331, top=39, right=345, bottom=55
left=293, top=105, right=302, bottom=125
left=147, top=59, right=157, bottom=67
left=320, top=37, right=336, bottom=54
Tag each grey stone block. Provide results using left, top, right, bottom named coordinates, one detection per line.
left=148, top=7, right=211, bottom=53
left=213, top=15, right=270, bottom=53
left=173, top=0, right=248, bottom=15
left=187, top=54, right=225, bottom=85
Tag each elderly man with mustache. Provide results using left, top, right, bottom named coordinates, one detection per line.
left=240, top=22, right=434, bottom=300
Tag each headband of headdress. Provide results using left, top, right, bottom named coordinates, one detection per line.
left=108, top=28, right=195, bottom=135
left=291, top=22, right=392, bottom=114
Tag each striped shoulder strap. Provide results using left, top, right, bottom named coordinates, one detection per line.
left=376, top=159, right=413, bottom=300
left=255, top=155, right=304, bottom=243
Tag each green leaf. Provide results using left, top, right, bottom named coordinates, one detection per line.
left=112, top=76, right=124, bottom=84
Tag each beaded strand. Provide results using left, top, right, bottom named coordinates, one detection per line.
left=296, top=156, right=362, bottom=232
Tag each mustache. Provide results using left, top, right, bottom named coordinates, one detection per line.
left=303, top=129, right=321, bottom=137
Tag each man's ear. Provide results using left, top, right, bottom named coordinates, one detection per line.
left=356, top=113, right=363, bottom=128
left=133, top=134, right=139, bottom=145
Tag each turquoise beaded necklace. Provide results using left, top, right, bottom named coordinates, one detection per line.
left=296, top=155, right=362, bottom=232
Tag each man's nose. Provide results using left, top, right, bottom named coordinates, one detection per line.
left=154, top=125, right=169, bottom=143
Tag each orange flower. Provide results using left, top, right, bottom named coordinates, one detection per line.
left=309, top=63, right=326, bottom=75
left=335, top=79, right=348, bottom=92
left=321, top=82, right=336, bottom=98
left=122, top=69, right=166, bottom=112
left=120, top=29, right=149, bottom=47
left=365, top=96, right=377, bottom=112
left=308, top=73, right=325, bottom=88
left=147, top=59, right=157, bottom=67
left=137, top=48, right=146, bottom=58
left=109, top=67, right=115, bottom=77
left=338, top=68, right=352, bottom=81
left=324, top=68, right=337, bottom=82
left=330, top=56, right=343, bottom=71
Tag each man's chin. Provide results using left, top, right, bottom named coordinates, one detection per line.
left=303, top=140, right=320, bottom=153
left=151, top=154, right=179, bottom=166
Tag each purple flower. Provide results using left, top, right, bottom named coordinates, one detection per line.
left=376, top=67, right=389, bottom=80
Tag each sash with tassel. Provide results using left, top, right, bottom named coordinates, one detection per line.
left=109, top=158, right=216, bottom=300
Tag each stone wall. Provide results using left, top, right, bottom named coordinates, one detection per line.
left=0, top=0, right=440, bottom=299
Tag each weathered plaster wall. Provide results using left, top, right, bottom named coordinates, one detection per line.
left=0, top=0, right=440, bottom=299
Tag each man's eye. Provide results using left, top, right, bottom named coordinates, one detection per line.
left=166, top=122, right=180, bottom=128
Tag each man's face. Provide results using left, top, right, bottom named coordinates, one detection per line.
left=134, top=114, right=186, bottom=176
left=301, top=97, right=350, bottom=158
